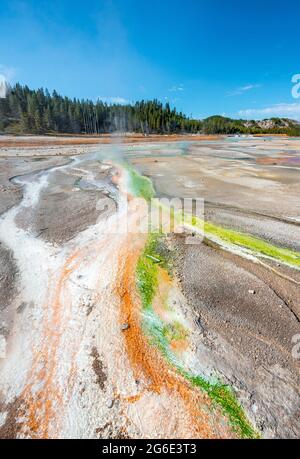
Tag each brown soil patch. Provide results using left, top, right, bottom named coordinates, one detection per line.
left=91, top=346, right=107, bottom=390
left=0, top=397, right=25, bottom=439
left=0, top=134, right=221, bottom=149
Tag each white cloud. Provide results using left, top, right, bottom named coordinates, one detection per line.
left=97, top=96, right=129, bottom=104
left=238, top=103, right=300, bottom=120
left=226, top=84, right=261, bottom=97
left=169, top=84, right=184, bottom=92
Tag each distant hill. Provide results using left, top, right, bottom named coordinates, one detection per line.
left=201, top=115, right=300, bottom=136
left=0, top=84, right=299, bottom=136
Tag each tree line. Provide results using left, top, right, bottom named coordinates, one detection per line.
left=0, top=83, right=299, bottom=136
left=0, top=84, right=202, bottom=135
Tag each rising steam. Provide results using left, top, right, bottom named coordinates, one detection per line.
left=0, top=74, right=7, bottom=98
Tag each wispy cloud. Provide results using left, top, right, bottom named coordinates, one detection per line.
left=169, top=84, right=184, bottom=92
left=97, top=96, right=129, bottom=104
left=238, top=103, right=300, bottom=120
left=226, top=84, right=261, bottom=97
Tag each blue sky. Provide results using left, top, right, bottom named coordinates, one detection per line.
left=1, top=0, right=300, bottom=119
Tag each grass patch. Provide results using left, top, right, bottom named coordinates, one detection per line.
left=181, top=212, right=300, bottom=269
left=136, top=232, right=259, bottom=439
left=136, top=243, right=158, bottom=311
left=130, top=166, right=258, bottom=438
left=156, top=200, right=300, bottom=269
left=136, top=232, right=172, bottom=310
left=183, top=372, right=259, bottom=438
left=204, top=220, right=300, bottom=269
left=123, top=162, right=155, bottom=201
left=162, top=321, right=189, bottom=342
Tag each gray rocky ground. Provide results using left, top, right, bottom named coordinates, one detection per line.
left=0, top=135, right=299, bottom=438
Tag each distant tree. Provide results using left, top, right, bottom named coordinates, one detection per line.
left=0, top=83, right=299, bottom=136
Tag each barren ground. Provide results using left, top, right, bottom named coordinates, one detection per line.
left=0, top=135, right=299, bottom=438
